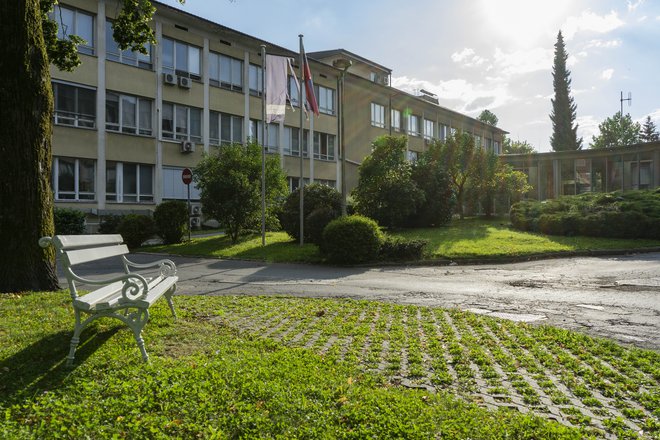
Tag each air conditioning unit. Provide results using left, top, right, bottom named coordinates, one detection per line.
left=190, top=204, right=202, bottom=216
left=180, top=141, right=195, bottom=153
left=163, top=72, right=177, bottom=85
left=190, top=217, right=201, bottom=228
left=178, top=76, right=191, bottom=89
left=381, top=76, right=389, bottom=85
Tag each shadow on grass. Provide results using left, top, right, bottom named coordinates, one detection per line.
left=0, top=327, right=120, bottom=406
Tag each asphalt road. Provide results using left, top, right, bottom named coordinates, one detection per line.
left=63, top=251, right=660, bottom=350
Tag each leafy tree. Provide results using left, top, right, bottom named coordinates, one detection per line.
left=640, top=116, right=659, bottom=142
left=434, top=131, right=478, bottom=219
left=194, top=143, right=287, bottom=244
left=409, top=145, right=456, bottom=227
left=352, top=136, right=424, bottom=228
left=590, top=112, right=641, bottom=149
left=477, top=109, right=498, bottom=126
left=502, top=137, right=535, bottom=154
left=550, top=31, right=582, bottom=151
left=0, top=0, right=181, bottom=293
left=279, top=183, right=342, bottom=244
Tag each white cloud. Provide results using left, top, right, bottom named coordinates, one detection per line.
left=583, top=39, right=622, bottom=49
left=451, top=48, right=487, bottom=67
left=601, top=68, right=614, bottom=80
left=562, top=10, right=624, bottom=40
left=627, top=0, right=644, bottom=12
left=493, top=47, right=553, bottom=76
left=576, top=115, right=601, bottom=142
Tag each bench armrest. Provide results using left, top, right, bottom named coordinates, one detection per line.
left=123, top=256, right=177, bottom=277
left=66, top=268, right=150, bottom=301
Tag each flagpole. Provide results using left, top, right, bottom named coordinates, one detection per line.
left=261, top=44, right=267, bottom=246
left=298, top=34, right=305, bottom=246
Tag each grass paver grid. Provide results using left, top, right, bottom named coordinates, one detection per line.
left=218, top=296, right=660, bottom=439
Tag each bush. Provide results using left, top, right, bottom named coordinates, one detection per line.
left=280, top=183, right=342, bottom=242
left=117, top=214, right=155, bottom=249
left=154, top=201, right=189, bottom=244
left=53, top=207, right=86, bottom=235
left=321, top=215, right=383, bottom=264
left=306, top=206, right=338, bottom=245
left=379, top=236, right=428, bottom=261
left=98, top=214, right=124, bottom=234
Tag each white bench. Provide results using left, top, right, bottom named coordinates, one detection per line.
left=39, top=234, right=178, bottom=366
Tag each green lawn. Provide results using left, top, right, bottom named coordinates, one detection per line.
left=3, top=293, right=658, bottom=438
left=144, top=218, right=660, bottom=264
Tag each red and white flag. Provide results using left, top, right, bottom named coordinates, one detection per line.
left=301, top=45, right=319, bottom=116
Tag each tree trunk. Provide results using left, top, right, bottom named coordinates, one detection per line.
left=0, top=0, right=59, bottom=292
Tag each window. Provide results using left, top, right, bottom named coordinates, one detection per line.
left=474, top=135, right=482, bottom=148
left=439, top=124, right=448, bottom=140
left=407, top=151, right=419, bottom=162
left=51, top=5, right=94, bottom=55
left=209, top=52, right=243, bottom=91
left=162, top=167, right=201, bottom=200
left=248, top=64, right=263, bottom=96
left=371, top=103, right=385, bottom=128
left=313, top=132, right=335, bottom=161
left=162, top=102, right=202, bottom=142
left=249, top=120, right=278, bottom=152
left=106, top=20, right=152, bottom=69
left=283, top=127, right=300, bottom=156
left=408, top=114, right=420, bottom=136
left=53, top=82, right=96, bottom=128
left=162, top=37, right=201, bottom=79
left=424, top=119, right=435, bottom=140
left=53, top=157, right=95, bottom=201
left=391, top=109, right=401, bottom=132
left=314, top=85, right=335, bottom=115
left=106, top=92, right=152, bottom=135
left=210, top=111, right=243, bottom=145
left=106, top=162, right=153, bottom=203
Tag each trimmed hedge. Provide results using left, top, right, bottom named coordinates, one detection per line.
left=54, top=207, right=86, bottom=235
left=154, top=200, right=188, bottom=244
left=510, top=189, right=660, bottom=239
left=117, top=214, right=155, bottom=249
left=379, top=236, right=428, bottom=261
left=279, top=183, right=342, bottom=244
left=321, top=215, right=383, bottom=264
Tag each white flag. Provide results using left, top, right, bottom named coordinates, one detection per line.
left=265, top=55, right=290, bottom=123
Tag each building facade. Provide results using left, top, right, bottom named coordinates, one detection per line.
left=50, top=0, right=506, bottom=228
left=502, top=142, right=660, bottom=201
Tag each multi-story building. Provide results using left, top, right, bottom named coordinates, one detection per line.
left=50, top=0, right=506, bottom=228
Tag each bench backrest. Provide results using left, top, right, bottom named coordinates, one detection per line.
left=52, top=234, right=129, bottom=268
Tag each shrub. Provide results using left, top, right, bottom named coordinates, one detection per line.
left=154, top=201, right=189, bottom=244
left=98, top=214, right=124, bottom=234
left=321, top=215, right=383, bottom=264
left=117, top=214, right=155, bottom=249
left=379, top=236, right=428, bottom=261
left=305, top=206, right=338, bottom=245
left=53, top=207, right=86, bottom=235
left=280, top=183, right=342, bottom=242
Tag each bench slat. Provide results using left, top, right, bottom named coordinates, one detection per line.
left=119, top=276, right=178, bottom=309
left=74, top=276, right=177, bottom=311
left=54, top=234, right=124, bottom=251
left=64, top=244, right=129, bottom=266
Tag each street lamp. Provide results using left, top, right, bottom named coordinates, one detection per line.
left=333, top=58, right=352, bottom=215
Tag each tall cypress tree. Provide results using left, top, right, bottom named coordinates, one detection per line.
left=550, top=31, right=582, bottom=151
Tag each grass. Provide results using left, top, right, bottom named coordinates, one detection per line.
left=144, top=218, right=660, bottom=264
left=1, top=293, right=658, bottom=439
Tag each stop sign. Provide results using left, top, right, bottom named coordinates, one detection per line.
left=182, top=168, right=193, bottom=185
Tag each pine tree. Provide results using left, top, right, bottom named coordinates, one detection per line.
left=550, top=31, right=582, bottom=151
left=640, top=116, right=659, bottom=142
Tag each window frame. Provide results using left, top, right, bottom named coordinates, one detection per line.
left=210, top=111, right=243, bottom=145
left=209, top=52, right=243, bottom=91
left=162, top=37, right=201, bottom=80
left=371, top=102, right=385, bottom=128
left=314, top=84, right=335, bottom=115
left=105, top=19, right=152, bottom=69
left=391, top=109, right=401, bottom=132
left=408, top=114, right=421, bottom=137
left=53, top=81, right=96, bottom=129
left=105, top=161, right=154, bottom=203
left=53, top=156, right=96, bottom=201
left=423, top=119, right=435, bottom=140
left=162, top=102, right=202, bottom=142
left=51, top=5, right=95, bottom=55
left=106, top=91, right=153, bottom=136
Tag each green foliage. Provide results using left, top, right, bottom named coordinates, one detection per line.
left=279, top=183, right=342, bottom=244
left=98, top=214, right=124, bottom=234
left=117, top=214, right=155, bottom=249
left=410, top=144, right=456, bottom=227
left=111, top=0, right=157, bottom=54
left=640, top=116, right=659, bottom=142
left=590, top=112, right=641, bottom=149
left=510, top=190, right=660, bottom=239
left=352, top=136, right=424, bottom=228
left=321, top=215, right=383, bottom=264
left=477, top=109, right=498, bottom=126
left=194, top=143, right=287, bottom=243
left=502, top=137, right=536, bottom=154
left=379, top=236, right=428, bottom=261
left=154, top=200, right=189, bottom=244
left=53, top=207, right=86, bottom=235
left=550, top=31, right=583, bottom=151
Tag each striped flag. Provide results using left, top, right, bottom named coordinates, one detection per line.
left=301, top=44, right=319, bottom=116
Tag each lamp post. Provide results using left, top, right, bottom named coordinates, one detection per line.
left=333, top=58, right=352, bottom=215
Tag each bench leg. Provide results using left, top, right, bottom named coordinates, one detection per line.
left=165, top=284, right=177, bottom=319
left=126, top=309, right=150, bottom=362
left=66, top=309, right=84, bottom=367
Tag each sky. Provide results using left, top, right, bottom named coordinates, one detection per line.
left=159, top=0, right=660, bottom=152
